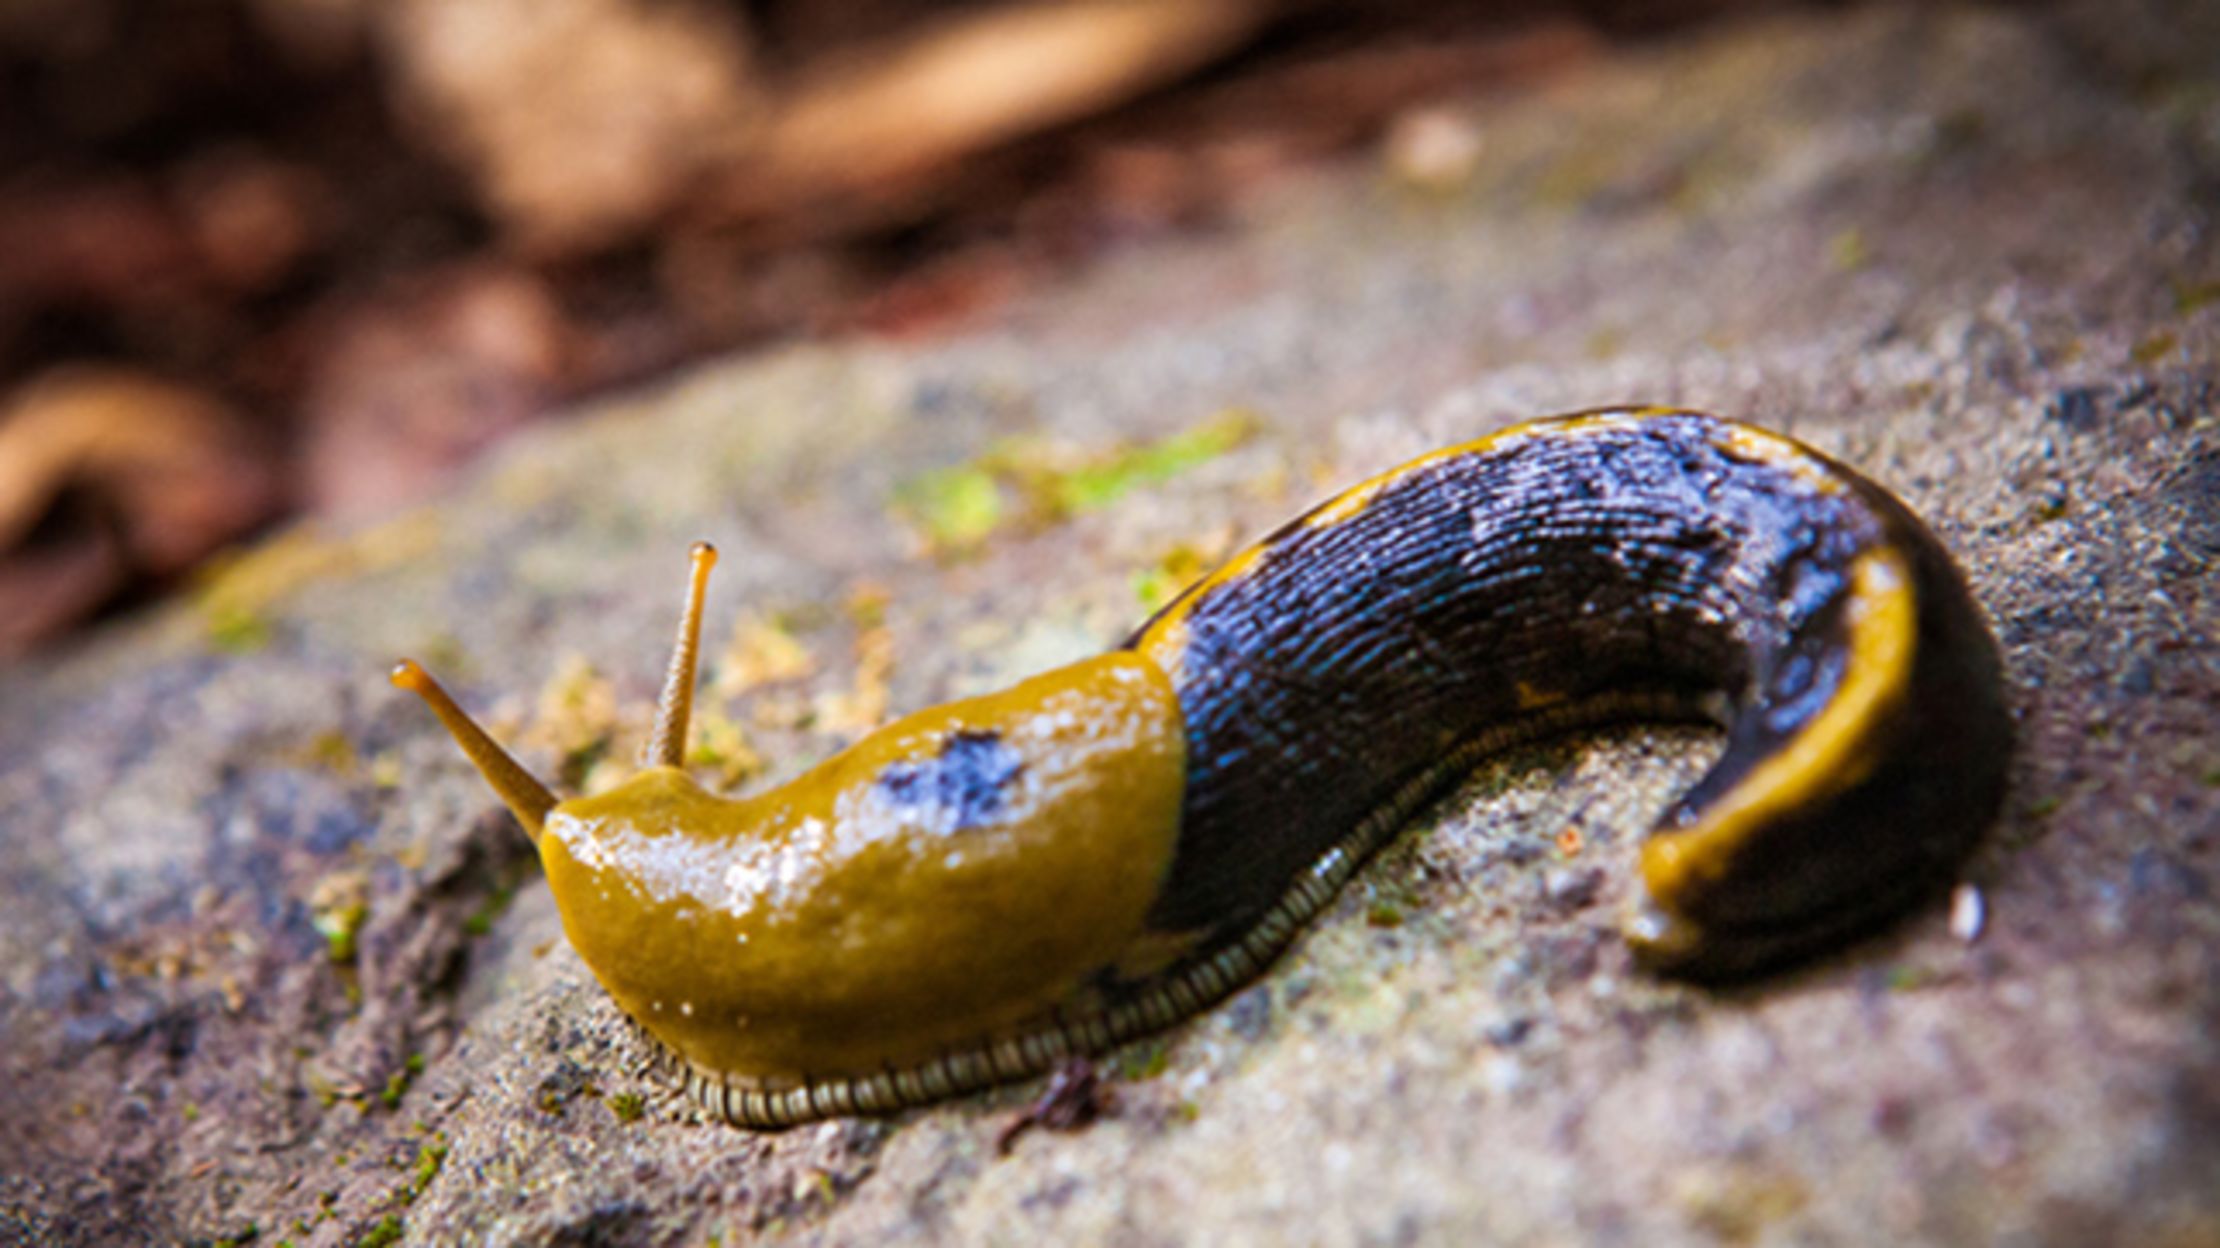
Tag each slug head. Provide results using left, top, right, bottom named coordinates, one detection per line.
left=542, top=653, right=1185, bottom=1079
left=395, top=544, right=1188, bottom=1086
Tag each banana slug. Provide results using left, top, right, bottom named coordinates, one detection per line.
left=391, top=407, right=2010, bottom=1128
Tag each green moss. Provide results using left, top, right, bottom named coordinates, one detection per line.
left=403, top=1137, right=449, bottom=1203
left=2172, top=278, right=2220, bottom=315
left=379, top=1054, right=426, bottom=1110
left=1365, top=902, right=1407, bottom=928
left=1112, top=1041, right=1170, bottom=1081
left=1886, top=965, right=1936, bottom=991
left=558, top=739, right=611, bottom=793
left=894, top=411, right=1259, bottom=555
left=1048, top=410, right=1258, bottom=515
left=896, top=464, right=1006, bottom=553
left=684, top=712, right=765, bottom=791
left=797, top=1171, right=837, bottom=1205
left=2026, top=794, right=2063, bottom=818
left=1827, top=228, right=1870, bottom=273
left=315, top=902, right=367, bottom=966
left=1131, top=567, right=1183, bottom=611
left=2132, top=331, right=2179, bottom=365
left=1131, top=540, right=1216, bottom=611
left=463, top=887, right=517, bottom=937
left=609, top=1091, right=648, bottom=1123
left=212, top=1225, right=258, bottom=1247
left=356, top=1215, right=404, bottom=1248
left=204, top=602, right=274, bottom=654
left=302, top=730, right=360, bottom=775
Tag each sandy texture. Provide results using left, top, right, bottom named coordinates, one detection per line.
left=2, top=5, right=2215, bottom=1245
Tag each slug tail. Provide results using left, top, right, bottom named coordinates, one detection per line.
left=390, top=658, right=556, bottom=845
left=646, top=541, right=718, bottom=768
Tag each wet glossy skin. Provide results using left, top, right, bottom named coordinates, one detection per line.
left=1131, top=410, right=2008, bottom=976
left=539, top=654, right=1184, bottom=1079
left=393, top=407, right=2011, bottom=1126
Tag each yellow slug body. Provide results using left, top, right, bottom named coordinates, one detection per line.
left=537, top=654, right=1184, bottom=1083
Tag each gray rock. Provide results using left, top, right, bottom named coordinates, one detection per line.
left=3, top=5, right=2216, bottom=1244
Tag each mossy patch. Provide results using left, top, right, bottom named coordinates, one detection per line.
left=894, top=411, right=1259, bottom=556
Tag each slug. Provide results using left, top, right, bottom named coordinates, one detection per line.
left=391, top=407, right=2009, bottom=1128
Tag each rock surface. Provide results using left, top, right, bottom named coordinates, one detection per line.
left=3, top=5, right=2217, bottom=1245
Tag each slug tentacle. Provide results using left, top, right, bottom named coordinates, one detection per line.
left=646, top=541, right=718, bottom=768
left=389, top=658, right=555, bottom=844
left=394, top=407, right=2010, bottom=1128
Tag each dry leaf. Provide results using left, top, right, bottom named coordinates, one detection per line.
left=383, top=0, right=768, bottom=251
left=0, top=368, right=280, bottom=654
left=726, top=0, right=1270, bottom=227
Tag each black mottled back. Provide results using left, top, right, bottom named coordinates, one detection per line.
left=1128, top=412, right=1954, bottom=946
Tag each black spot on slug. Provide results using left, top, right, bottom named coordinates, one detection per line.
left=879, top=730, right=1024, bottom=831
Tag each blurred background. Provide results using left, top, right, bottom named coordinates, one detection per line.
left=0, top=0, right=2182, bottom=657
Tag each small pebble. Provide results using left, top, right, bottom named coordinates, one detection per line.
left=1384, top=106, right=1484, bottom=191
left=1948, top=883, right=1985, bottom=943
